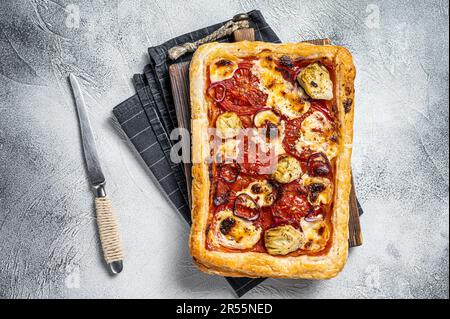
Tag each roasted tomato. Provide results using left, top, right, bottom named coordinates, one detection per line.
left=233, top=193, right=260, bottom=221
left=307, top=152, right=332, bottom=178
left=219, top=161, right=241, bottom=183
left=282, top=112, right=312, bottom=160
left=208, top=63, right=268, bottom=116
left=213, top=180, right=230, bottom=206
left=271, top=182, right=312, bottom=226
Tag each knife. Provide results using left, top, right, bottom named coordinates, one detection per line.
left=69, top=74, right=124, bottom=274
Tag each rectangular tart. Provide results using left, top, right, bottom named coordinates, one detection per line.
left=189, top=41, right=356, bottom=279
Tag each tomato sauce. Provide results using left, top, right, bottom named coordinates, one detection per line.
left=205, top=55, right=337, bottom=256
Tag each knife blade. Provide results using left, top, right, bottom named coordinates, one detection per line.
left=69, top=74, right=124, bottom=274
left=70, top=74, right=106, bottom=187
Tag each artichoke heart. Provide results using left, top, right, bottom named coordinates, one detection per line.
left=297, top=63, right=333, bottom=100
left=272, top=155, right=302, bottom=184
left=264, top=225, right=305, bottom=255
left=216, top=112, right=242, bottom=139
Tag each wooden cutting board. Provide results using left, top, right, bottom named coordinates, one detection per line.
left=169, top=28, right=363, bottom=247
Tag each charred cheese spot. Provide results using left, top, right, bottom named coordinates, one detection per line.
left=209, top=210, right=261, bottom=250
left=215, top=112, right=242, bottom=139
left=343, top=98, right=353, bottom=113
left=272, top=155, right=302, bottom=184
left=252, top=53, right=310, bottom=119
left=209, top=58, right=238, bottom=83
left=302, top=175, right=333, bottom=205
left=253, top=109, right=280, bottom=128
left=219, top=217, right=235, bottom=235
left=295, top=111, right=338, bottom=159
left=297, top=63, right=333, bottom=100
left=250, top=121, right=286, bottom=158
left=236, top=180, right=275, bottom=207
left=300, top=219, right=330, bottom=252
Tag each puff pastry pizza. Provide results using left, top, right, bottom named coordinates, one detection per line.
left=189, top=41, right=356, bottom=279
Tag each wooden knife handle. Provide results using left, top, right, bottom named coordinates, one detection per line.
left=95, top=197, right=124, bottom=272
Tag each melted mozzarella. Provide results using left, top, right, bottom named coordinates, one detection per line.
left=236, top=180, right=275, bottom=207
left=274, top=120, right=287, bottom=156
left=300, top=219, right=330, bottom=252
left=295, top=111, right=338, bottom=159
left=213, top=138, right=241, bottom=163
left=210, top=58, right=238, bottom=83
left=302, top=175, right=334, bottom=205
left=272, top=139, right=286, bottom=157
left=209, top=210, right=262, bottom=250
left=253, top=109, right=280, bottom=128
left=212, top=123, right=286, bottom=165
left=252, top=57, right=310, bottom=119
left=250, top=121, right=286, bottom=157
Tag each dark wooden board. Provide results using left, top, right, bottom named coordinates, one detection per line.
left=349, top=176, right=363, bottom=246
left=169, top=29, right=362, bottom=247
left=170, top=63, right=192, bottom=207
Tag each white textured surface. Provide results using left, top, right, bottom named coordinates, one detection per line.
left=0, top=0, right=448, bottom=299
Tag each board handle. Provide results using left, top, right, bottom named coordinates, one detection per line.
left=168, top=15, right=250, bottom=60
left=348, top=177, right=363, bottom=247
left=233, top=27, right=255, bottom=41
left=95, top=196, right=124, bottom=274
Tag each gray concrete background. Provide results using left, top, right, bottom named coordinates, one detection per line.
left=0, top=0, right=448, bottom=299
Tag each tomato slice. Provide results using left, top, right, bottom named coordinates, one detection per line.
left=208, top=63, right=267, bottom=116
left=208, top=83, right=226, bottom=102
left=272, top=182, right=312, bottom=226
left=213, top=180, right=230, bottom=206
left=311, top=101, right=333, bottom=121
left=282, top=111, right=312, bottom=160
left=307, top=152, right=332, bottom=178
left=233, top=194, right=260, bottom=221
left=259, top=207, right=275, bottom=230
left=220, top=162, right=241, bottom=183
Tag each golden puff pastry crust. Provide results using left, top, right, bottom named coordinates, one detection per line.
left=189, top=41, right=356, bottom=279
